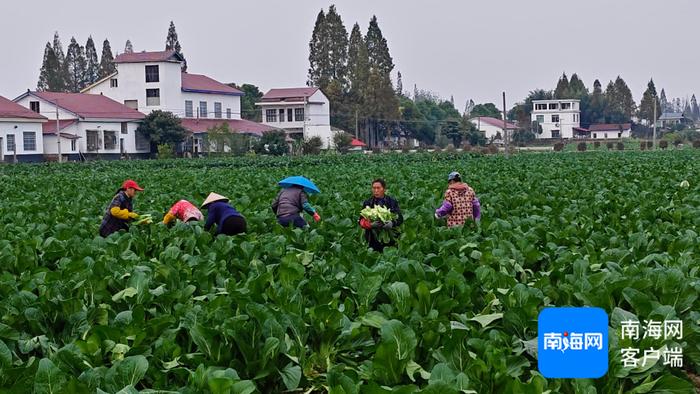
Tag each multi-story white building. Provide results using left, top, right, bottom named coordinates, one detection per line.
left=14, top=91, right=147, bottom=160
left=256, top=87, right=333, bottom=148
left=83, top=50, right=272, bottom=152
left=0, top=95, right=47, bottom=162
left=531, top=99, right=581, bottom=139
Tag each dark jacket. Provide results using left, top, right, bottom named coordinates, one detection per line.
left=99, top=190, right=133, bottom=237
left=204, top=201, right=243, bottom=234
left=360, top=195, right=403, bottom=251
left=272, top=186, right=315, bottom=218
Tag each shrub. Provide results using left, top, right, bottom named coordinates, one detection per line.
left=253, top=130, right=288, bottom=156
left=553, top=142, right=565, bottom=152
left=401, top=145, right=411, bottom=153
left=461, top=142, right=472, bottom=152
left=659, top=140, right=668, bottom=150
left=446, top=144, right=456, bottom=153
left=646, top=141, right=653, bottom=149
left=640, top=141, right=646, bottom=151
left=693, top=140, right=700, bottom=148
left=616, top=142, right=625, bottom=151
left=302, top=136, right=323, bottom=155
left=593, top=141, right=600, bottom=149
left=673, top=138, right=683, bottom=147
left=577, top=142, right=587, bottom=152
left=606, top=142, right=614, bottom=150
left=372, top=146, right=382, bottom=154
left=157, top=143, right=174, bottom=159
left=333, top=132, right=353, bottom=154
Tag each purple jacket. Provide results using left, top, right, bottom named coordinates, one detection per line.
left=435, top=197, right=481, bottom=220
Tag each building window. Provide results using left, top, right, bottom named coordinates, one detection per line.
left=110, top=78, right=118, bottom=88
left=199, top=102, right=208, bottom=118
left=121, top=122, right=128, bottom=134
left=551, top=115, right=560, bottom=123
left=7, top=134, right=15, bottom=152
left=279, top=109, right=285, bottom=123
left=145, top=65, right=159, bottom=83
left=185, top=101, right=193, bottom=117
left=618, top=132, right=622, bottom=138
left=104, top=130, right=117, bottom=150
left=266, top=109, right=277, bottom=122
left=23, top=132, right=36, bottom=151
left=215, top=102, right=222, bottom=118
left=536, top=115, right=544, bottom=123
left=124, top=100, right=138, bottom=110
left=135, top=131, right=150, bottom=150
left=593, top=133, right=597, bottom=139
left=287, top=108, right=293, bottom=122
left=86, top=130, right=99, bottom=151
left=535, top=103, right=547, bottom=111
left=561, top=102, right=571, bottom=110
left=294, top=108, right=304, bottom=121
left=30, top=101, right=40, bottom=113
left=146, top=89, right=160, bottom=106
left=226, top=108, right=231, bottom=119
left=549, top=103, right=558, bottom=110
left=71, top=139, right=76, bottom=151
left=551, top=130, right=560, bottom=138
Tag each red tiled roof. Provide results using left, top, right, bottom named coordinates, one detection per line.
left=43, top=132, right=80, bottom=140
left=31, top=92, right=145, bottom=120
left=351, top=138, right=366, bottom=147
left=181, top=73, right=243, bottom=95
left=0, top=95, right=47, bottom=120
left=261, top=87, right=319, bottom=102
left=588, top=123, right=632, bottom=132
left=573, top=127, right=589, bottom=133
left=180, top=118, right=276, bottom=137
left=42, top=119, right=78, bottom=133
left=471, top=116, right=518, bottom=129
left=115, top=50, right=182, bottom=63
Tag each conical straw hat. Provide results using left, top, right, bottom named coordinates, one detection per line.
left=201, top=192, right=228, bottom=208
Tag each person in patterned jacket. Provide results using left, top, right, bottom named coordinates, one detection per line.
left=434, top=171, right=480, bottom=227
left=163, top=200, right=203, bottom=225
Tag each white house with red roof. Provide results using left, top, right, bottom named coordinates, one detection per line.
left=256, top=87, right=333, bottom=148
left=82, top=50, right=274, bottom=154
left=0, top=95, right=47, bottom=162
left=580, top=123, right=632, bottom=139
left=469, top=116, right=518, bottom=142
left=13, top=91, right=147, bottom=160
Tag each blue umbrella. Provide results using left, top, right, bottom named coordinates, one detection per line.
left=278, top=176, right=321, bottom=194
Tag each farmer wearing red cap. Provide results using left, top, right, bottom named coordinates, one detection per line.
left=99, top=179, right=143, bottom=237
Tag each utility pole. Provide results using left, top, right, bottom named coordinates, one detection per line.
left=503, top=91, right=509, bottom=157
left=653, top=96, right=657, bottom=150
left=355, top=110, right=359, bottom=139
left=55, top=100, right=62, bottom=163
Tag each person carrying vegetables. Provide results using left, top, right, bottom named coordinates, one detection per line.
left=99, top=179, right=143, bottom=237
left=272, top=176, right=321, bottom=228
left=359, top=178, right=403, bottom=252
left=163, top=200, right=203, bottom=225
left=201, top=193, right=247, bottom=236
left=434, top=171, right=480, bottom=227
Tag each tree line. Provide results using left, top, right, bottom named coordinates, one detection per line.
left=37, top=22, right=186, bottom=93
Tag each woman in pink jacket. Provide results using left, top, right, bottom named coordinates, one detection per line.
left=434, top=171, right=480, bottom=227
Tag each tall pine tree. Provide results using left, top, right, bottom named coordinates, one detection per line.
left=98, top=39, right=116, bottom=78
left=691, top=94, right=699, bottom=120
left=587, top=80, right=606, bottom=124
left=638, top=79, right=660, bottom=124
left=165, top=21, right=187, bottom=71
left=364, top=15, right=398, bottom=146
left=308, top=9, right=330, bottom=89
left=324, top=5, right=348, bottom=84
left=395, top=71, right=403, bottom=96
left=366, top=15, right=393, bottom=75
left=124, top=39, right=134, bottom=53
left=84, top=36, right=99, bottom=85
left=659, top=88, right=669, bottom=113
left=52, top=32, right=68, bottom=92
left=604, top=76, right=635, bottom=123
left=65, top=37, right=87, bottom=92
left=554, top=73, right=570, bottom=98
left=37, top=42, right=64, bottom=92
left=347, top=22, right=369, bottom=134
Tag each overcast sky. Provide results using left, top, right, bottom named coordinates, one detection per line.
left=1, top=0, right=698, bottom=111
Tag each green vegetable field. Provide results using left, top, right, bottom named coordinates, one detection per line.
left=0, top=151, right=698, bottom=393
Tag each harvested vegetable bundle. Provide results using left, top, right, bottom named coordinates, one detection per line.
left=360, top=205, right=397, bottom=243
left=134, top=214, right=153, bottom=225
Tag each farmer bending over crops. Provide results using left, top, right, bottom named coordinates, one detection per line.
left=99, top=179, right=143, bottom=237
left=163, top=200, right=203, bottom=225
left=272, top=176, right=321, bottom=228
left=359, top=178, right=403, bottom=252
left=201, top=193, right=247, bottom=236
left=434, top=171, right=479, bottom=227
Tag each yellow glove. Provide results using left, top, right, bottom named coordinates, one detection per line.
left=128, top=212, right=139, bottom=219
left=163, top=212, right=176, bottom=225
left=110, top=207, right=132, bottom=220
